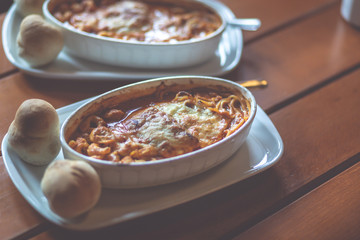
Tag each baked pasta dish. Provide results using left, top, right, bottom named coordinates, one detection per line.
left=68, top=86, right=251, bottom=163
left=51, top=0, right=222, bottom=43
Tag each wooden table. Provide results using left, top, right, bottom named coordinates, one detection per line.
left=1, top=0, right=360, bottom=239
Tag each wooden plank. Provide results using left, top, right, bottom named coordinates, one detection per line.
left=225, top=2, right=360, bottom=111
left=0, top=13, right=16, bottom=76
left=220, top=0, right=337, bottom=42
left=0, top=157, right=45, bottom=240
left=233, top=161, right=360, bottom=240
left=30, top=55, right=360, bottom=240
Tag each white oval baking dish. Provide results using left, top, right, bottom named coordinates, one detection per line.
left=43, top=0, right=227, bottom=69
left=60, top=76, right=257, bottom=188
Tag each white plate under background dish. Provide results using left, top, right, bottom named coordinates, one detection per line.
left=2, top=2, right=242, bottom=81
left=2, top=99, right=283, bottom=230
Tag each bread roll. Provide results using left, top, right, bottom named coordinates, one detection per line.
left=41, top=160, right=101, bottom=218
left=7, top=99, right=60, bottom=166
left=14, top=0, right=45, bottom=16
left=17, top=14, right=64, bottom=67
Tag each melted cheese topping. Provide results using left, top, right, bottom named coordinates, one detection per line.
left=155, top=102, right=228, bottom=147
left=110, top=106, right=199, bottom=159
left=68, top=88, right=250, bottom=163
left=52, top=0, right=222, bottom=43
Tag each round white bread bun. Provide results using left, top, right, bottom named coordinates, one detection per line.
left=17, top=14, right=64, bottom=67
left=41, top=160, right=102, bottom=218
left=7, top=99, right=61, bottom=166
left=14, top=0, right=45, bottom=16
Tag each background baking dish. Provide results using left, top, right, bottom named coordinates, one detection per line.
left=43, top=0, right=227, bottom=69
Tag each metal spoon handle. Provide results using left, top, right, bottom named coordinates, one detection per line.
left=227, top=18, right=261, bottom=31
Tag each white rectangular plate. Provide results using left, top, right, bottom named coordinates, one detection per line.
left=2, top=99, right=283, bottom=230
left=2, top=2, right=242, bottom=81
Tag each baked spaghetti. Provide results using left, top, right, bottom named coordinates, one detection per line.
left=51, top=0, right=222, bottom=43
left=68, top=86, right=251, bottom=163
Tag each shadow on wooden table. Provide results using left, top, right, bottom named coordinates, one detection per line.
left=0, top=0, right=12, bottom=13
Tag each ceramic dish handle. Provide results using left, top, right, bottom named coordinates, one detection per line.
left=227, top=18, right=261, bottom=31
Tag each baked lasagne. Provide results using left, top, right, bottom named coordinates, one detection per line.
left=51, top=0, right=222, bottom=43
left=68, top=86, right=251, bottom=163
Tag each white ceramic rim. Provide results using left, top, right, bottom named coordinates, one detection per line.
left=60, top=75, right=257, bottom=168
left=43, top=0, right=227, bottom=46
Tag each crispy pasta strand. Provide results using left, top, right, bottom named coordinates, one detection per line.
left=173, top=92, right=251, bottom=137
